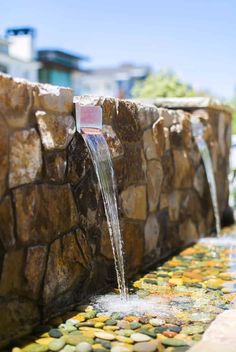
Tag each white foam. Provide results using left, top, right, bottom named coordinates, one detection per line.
left=91, top=293, right=178, bottom=318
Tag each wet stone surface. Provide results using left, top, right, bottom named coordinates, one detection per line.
left=6, top=228, right=236, bottom=352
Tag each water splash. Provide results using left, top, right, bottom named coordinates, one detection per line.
left=82, top=132, right=128, bottom=299
left=92, top=293, right=178, bottom=318
left=191, top=117, right=221, bottom=236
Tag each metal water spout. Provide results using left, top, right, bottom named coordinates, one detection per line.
left=74, top=103, right=103, bottom=135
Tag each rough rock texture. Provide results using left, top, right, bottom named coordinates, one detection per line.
left=0, top=74, right=232, bottom=347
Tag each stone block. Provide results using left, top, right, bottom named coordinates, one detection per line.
left=67, top=134, right=91, bottom=184
left=143, top=128, right=159, bottom=160
left=152, top=117, right=166, bottom=157
left=161, top=150, right=174, bottom=192
left=121, top=185, right=147, bottom=220
left=43, top=232, right=87, bottom=304
left=0, top=116, right=9, bottom=198
left=147, top=160, right=163, bottom=212
left=0, top=74, right=33, bottom=128
left=0, top=249, right=25, bottom=295
left=44, top=151, right=67, bottom=182
left=136, top=103, right=159, bottom=130
left=0, top=195, right=15, bottom=249
left=173, top=149, right=194, bottom=188
left=33, top=83, right=73, bottom=113
left=9, top=128, right=42, bottom=188
left=24, top=245, right=48, bottom=298
left=168, top=190, right=181, bottom=222
left=14, top=184, right=78, bottom=245
left=122, top=142, right=146, bottom=187
left=144, top=213, right=160, bottom=255
left=122, top=221, right=144, bottom=274
left=36, top=110, right=75, bottom=150
left=102, top=125, right=124, bottom=158
left=114, top=100, right=142, bottom=142
left=179, top=218, right=199, bottom=244
left=194, top=164, right=206, bottom=198
left=0, top=299, right=39, bottom=348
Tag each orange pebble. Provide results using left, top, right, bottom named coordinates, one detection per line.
left=163, top=330, right=177, bottom=338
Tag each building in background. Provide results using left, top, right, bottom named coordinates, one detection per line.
left=0, top=27, right=151, bottom=98
left=0, top=27, right=40, bottom=81
left=76, top=63, right=151, bottom=98
left=38, top=49, right=88, bottom=88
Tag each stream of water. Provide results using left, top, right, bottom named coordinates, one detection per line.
left=191, top=117, right=221, bottom=236
left=82, top=132, right=128, bottom=299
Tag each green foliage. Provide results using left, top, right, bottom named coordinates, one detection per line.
left=132, top=70, right=201, bottom=99
left=232, top=111, right=236, bottom=134
left=228, top=92, right=236, bottom=134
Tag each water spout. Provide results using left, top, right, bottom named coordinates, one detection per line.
left=74, top=101, right=128, bottom=299
left=191, top=116, right=221, bottom=236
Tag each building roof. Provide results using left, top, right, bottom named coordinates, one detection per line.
left=5, top=27, right=36, bottom=37
left=38, top=49, right=89, bottom=71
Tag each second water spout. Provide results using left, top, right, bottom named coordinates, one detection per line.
left=191, top=116, right=221, bottom=236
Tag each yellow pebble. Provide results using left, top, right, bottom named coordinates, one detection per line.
left=169, top=278, right=183, bottom=286
left=92, top=344, right=103, bottom=349
left=35, top=337, right=54, bottom=345
left=95, top=322, right=105, bottom=328
left=103, top=326, right=119, bottom=331
left=116, top=335, right=134, bottom=344
left=39, top=332, right=49, bottom=338
left=92, top=315, right=110, bottom=322
left=71, top=314, right=85, bottom=322
left=12, top=348, right=22, bottom=352
left=111, top=342, right=134, bottom=351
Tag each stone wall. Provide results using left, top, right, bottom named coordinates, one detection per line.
left=0, top=74, right=231, bottom=346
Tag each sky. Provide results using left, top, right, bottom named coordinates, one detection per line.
left=1, top=0, right=236, bottom=99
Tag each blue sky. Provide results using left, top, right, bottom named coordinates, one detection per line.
left=1, top=0, right=236, bottom=98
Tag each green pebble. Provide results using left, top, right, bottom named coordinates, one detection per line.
left=105, top=319, right=117, bottom=326
left=138, top=329, right=156, bottom=338
left=59, top=324, right=77, bottom=332
left=162, top=338, right=189, bottom=347
left=85, top=311, right=96, bottom=319
left=181, top=324, right=204, bottom=335
left=167, top=325, right=181, bottom=333
left=123, top=329, right=134, bottom=337
left=111, top=312, right=123, bottom=320
left=95, top=338, right=111, bottom=349
left=143, top=279, right=158, bottom=285
left=153, top=326, right=167, bottom=334
left=130, top=322, right=141, bottom=330
left=48, top=338, right=66, bottom=351
left=49, top=329, right=63, bottom=338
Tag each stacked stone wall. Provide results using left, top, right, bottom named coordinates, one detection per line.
left=0, top=74, right=231, bottom=346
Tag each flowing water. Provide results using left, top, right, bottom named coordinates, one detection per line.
left=82, top=132, right=128, bottom=299
left=191, top=117, right=221, bottom=236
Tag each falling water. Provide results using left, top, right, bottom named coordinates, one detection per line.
left=81, top=132, right=128, bottom=299
left=191, top=116, right=221, bottom=236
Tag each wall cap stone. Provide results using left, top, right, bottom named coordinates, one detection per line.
left=153, top=97, right=233, bottom=114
